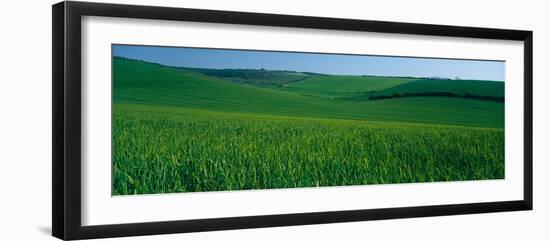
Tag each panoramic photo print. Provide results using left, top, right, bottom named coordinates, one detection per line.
left=112, top=44, right=505, bottom=195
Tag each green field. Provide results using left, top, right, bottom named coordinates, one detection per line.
left=287, top=75, right=415, bottom=93
left=372, top=78, right=504, bottom=97
left=112, top=57, right=505, bottom=195
left=179, top=67, right=312, bottom=87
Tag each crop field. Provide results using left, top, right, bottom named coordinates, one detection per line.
left=287, top=75, right=415, bottom=93
left=112, top=57, right=505, bottom=195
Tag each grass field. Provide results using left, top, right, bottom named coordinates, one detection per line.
left=287, top=75, right=415, bottom=93
left=112, top=57, right=505, bottom=195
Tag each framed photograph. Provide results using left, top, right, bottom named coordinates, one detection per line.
left=52, top=1, right=533, bottom=240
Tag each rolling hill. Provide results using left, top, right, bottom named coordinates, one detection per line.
left=113, top=57, right=504, bottom=128
left=112, top=56, right=505, bottom=195
left=178, top=67, right=315, bottom=87
left=287, top=75, right=415, bottom=93
left=280, top=75, right=504, bottom=101
left=201, top=70, right=504, bottom=102
left=373, top=79, right=504, bottom=97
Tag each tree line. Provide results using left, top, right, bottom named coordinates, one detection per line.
left=368, top=91, right=504, bottom=102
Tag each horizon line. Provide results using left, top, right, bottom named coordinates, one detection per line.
left=113, top=55, right=504, bottom=82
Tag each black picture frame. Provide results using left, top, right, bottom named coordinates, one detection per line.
left=52, top=1, right=533, bottom=240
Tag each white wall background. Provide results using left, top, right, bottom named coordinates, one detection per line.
left=0, top=0, right=547, bottom=240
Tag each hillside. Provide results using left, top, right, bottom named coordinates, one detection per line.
left=113, top=57, right=504, bottom=128
left=287, top=75, right=415, bottom=93
left=164, top=60, right=504, bottom=103
left=365, top=79, right=504, bottom=100
left=177, top=67, right=316, bottom=87
left=280, top=75, right=504, bottom=101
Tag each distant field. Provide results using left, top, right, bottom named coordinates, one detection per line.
left=287, top=75, right=415, bottom=93
left=194, top=68, right=311, bottom=86
left=280, top=74, right=504, bottom=101
left=374, top=79, right=504, bottom=97
left=114, top=58, right=504, bottom=128
left=112, top=57, right=505, bottom=195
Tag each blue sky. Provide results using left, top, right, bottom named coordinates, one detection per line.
left=113, top=44, right=504, bottom=81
